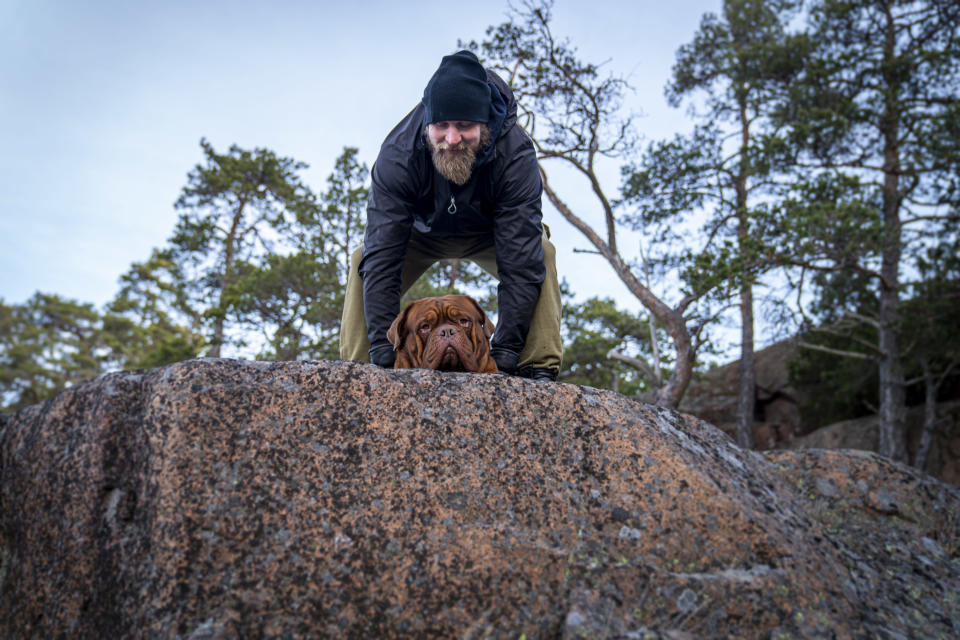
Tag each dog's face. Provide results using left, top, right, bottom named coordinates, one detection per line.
left=387, top=295, right=497, bottom=373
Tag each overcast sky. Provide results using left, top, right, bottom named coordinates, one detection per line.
left=1, top=0, right=725, bottom=336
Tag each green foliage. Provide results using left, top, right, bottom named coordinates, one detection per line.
left=772, top=173, right=883, bottom=276
left=620, top=0, right=803, bottom=299
left=773, top=0, right=959, bottom=458
left=0, top=294, right=102, bottom=411
left=790, top=263, right=960, bottom=430
left=228, top=146, right=370, bottom=360
left=557, top=281, right=671, bottom=395
left=112, top=139, right=361, bottom=362
left=560, top=298, right=647, bottom=395
left=401, top=260, right=498, bottom=315
left=1, top=143, right=365, bottom=411
left=109, top=247, right=206, bottom=362
left=230, top=253, right=342, bottom=361
left=789, top=313, right=881, bottom=429
left=0, top=292, right=199, bottom=413
left=315, top=147, right=369, bottom=282
left=780, top=0, right=960, bottom=187
left=902, top=232, right=960, bottom=399
left=789, top=228, right=960, bottom=429
left=618, top=0, right=806, bottom=433
left=774, top=0, right=960, bottom=256
left=667, top=0, right=807, bottom=112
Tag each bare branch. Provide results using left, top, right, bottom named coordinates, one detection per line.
left=776, top=256, right=891, bottom=290
left=539, top=165, right=693, bottom=407
left=607, top=349, right=661, bottom=386
left=798, top=340, right=875, bottom=361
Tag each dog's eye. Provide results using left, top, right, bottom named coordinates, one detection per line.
left=459, top=317, right=471, bottom=327
left=418, top=322, right=432, bottom=333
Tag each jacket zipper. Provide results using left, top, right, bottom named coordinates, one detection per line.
left=447, top=194, right=457, bottom=214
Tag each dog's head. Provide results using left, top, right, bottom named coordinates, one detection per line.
left=386, top=295, right=497, bottom=372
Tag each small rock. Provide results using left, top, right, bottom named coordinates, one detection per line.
left=566, top=610, right=587, bottom=628
left=618, top=526, right=644, bottom=541
left=815, top=478, right=838, bottom=498
left=677, top=588, right=698, bottom=613
left=920, top=536, right=943, bottom=557
left=611, top=506, right=630, bottom=522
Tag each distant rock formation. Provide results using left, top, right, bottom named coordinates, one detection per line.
left=784, top=399, right=960, bottom=487
left=680, top=340, right=960, bottom=485
left=680, top=340, right=807, bottom=449
left=2, top=359, right=958, bottom=638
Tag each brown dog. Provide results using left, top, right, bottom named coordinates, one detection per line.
left=386, top=295, right=498, bottom=372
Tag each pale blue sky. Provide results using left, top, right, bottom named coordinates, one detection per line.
left=1, top=1, right=720, bottom=320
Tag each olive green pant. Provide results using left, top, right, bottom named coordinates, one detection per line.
left=339, top=229, right=563, bottom=372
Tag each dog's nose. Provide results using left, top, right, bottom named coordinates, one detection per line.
left=436, top=324, right=458, bottom=339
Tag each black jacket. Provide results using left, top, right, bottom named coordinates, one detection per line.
left=359, top=70, right=545, bottom=361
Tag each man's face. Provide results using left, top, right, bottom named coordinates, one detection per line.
left=426, top=121, right=483, bottom=149
left=425, top=121, right=490, bottom=185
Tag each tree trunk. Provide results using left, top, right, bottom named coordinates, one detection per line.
left=914, top=359, right=935, bottom=472
left=447, top=259, right=462, bottom=290
left=877, top=8, right=906, bottom=462
left=211, top=198, right=247, bottom=358
left=735, top=93, right=755, bottom=449
left=877, top=292, right=905, bottom=461
left=737, top=284, right=756, bottom=449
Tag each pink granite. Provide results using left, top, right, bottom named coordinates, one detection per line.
left=1, top=358, right=958, bottom=638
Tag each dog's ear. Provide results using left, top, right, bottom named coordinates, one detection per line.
left=387, top=302, right=415, bottom=350
left=467, top=297, right=495, bottom=340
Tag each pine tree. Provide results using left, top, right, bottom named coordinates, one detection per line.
left=168, top=138, right=319, bottom=357
left=620, top=0, right=805, bottom=446
left=0, top=293, right=193, bottom=411
left=0, top=294, right=103, bottom=410
left=774, top=0, right=960, bottom=460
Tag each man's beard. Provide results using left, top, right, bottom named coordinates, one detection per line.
left=427, top=124, right=491, bottom=185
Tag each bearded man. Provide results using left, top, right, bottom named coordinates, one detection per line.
left=339, top=50, right=563, bottom=380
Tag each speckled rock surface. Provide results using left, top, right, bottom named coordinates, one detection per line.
left=1, top=358, right=958, bottom=639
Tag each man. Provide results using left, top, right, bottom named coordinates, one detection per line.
left=339, top=50, right=562, bottom=380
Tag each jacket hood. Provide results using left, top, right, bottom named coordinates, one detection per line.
left=487, top=70, right=518, bottom=139
left=473, top=69, right=512, bottom=167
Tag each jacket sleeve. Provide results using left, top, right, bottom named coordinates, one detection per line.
left=358, top=146, right=415, bottom=352
left=491, top=139, right=545, bottom=355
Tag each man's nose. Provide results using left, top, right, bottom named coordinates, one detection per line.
left=445, top=129, right=461, bottom=145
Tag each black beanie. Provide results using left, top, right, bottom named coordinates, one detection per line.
left=422, top=50, right=491, bottom=124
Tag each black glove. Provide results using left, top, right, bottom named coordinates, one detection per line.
left=490, top=346, right=519, bottom=375
left=369, top=342, right=396, bottom=368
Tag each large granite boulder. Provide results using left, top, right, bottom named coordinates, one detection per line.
left=1, top=359, right=958, bottom=638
